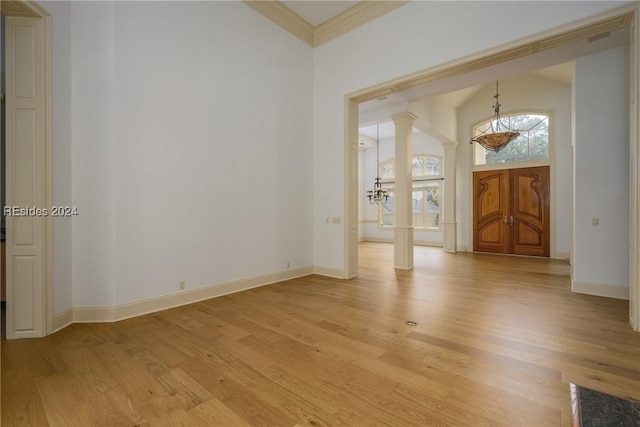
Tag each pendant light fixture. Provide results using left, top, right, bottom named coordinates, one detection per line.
left=366, top=124, right=390, bottom=205
left=470, top=81, right=520, bottom=152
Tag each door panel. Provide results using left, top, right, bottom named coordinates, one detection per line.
left=5, top=17, right=46, bottom=338
left=511, top=167, right=550, bottom=256
left=473, top=170, right=509, bottom=253
left=473, top=166, right=550, bottom=257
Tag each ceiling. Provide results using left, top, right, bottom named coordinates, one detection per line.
left=281, top=1, right=360, bottom=26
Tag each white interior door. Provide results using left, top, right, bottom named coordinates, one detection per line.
left=5, top=16, right=46, bottom=338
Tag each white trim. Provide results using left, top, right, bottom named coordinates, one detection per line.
left=73, top=306, right=116, bottom=323
left=473, top=159, right=551, bottom=173
left=555, top=251, right=570, bottom=260
left=314, top=265, right=345, bottom=279
left=630, top=6, right=639, bottom=331
left=360, top=220, right=378, bottom=224
left=313, top=1, right=409, bottom=47
left=242, top=1, right=409, bottom=47
left=361, top=237, right=443, bottom=247
left=52, top=267, right=313, bottom=327
left=572, top=280, right=630, bottom=300
left=52, top=308, right=73, bottom=333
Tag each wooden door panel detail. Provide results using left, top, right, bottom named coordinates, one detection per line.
left=511, top=167, right=550, bottom=257
left=473, top=166, right=549, bottom=257
left=473, top=170, right=508, bottom=254
left=479, top=222, right=503, bottom=244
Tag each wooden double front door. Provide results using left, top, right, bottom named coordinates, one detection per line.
left=473, top=166, right=550, bottom=257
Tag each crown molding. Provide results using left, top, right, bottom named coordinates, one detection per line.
left=1, top=0, right=49, bottom=17
left=244, top=1, right=409, bottom=47
left=244, top=0, right=315, bottom=46
left=314, top=1, right=409, bottom=47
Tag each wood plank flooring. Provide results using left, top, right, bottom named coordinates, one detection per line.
left=2, top=242, right=639, bottom=426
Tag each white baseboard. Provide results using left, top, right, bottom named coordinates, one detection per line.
left=53, top=266, right=314, bottom=328
left=360, top=237, right=443, bottom=247
left=572, top=280, right=629, bottom=300
left=555, top=251, right=570, bottom=260
left=361, top=237, right=393, bottom=244
left=52, top=308, right=73, bottom=333
left=313, top=265, right=345, bottom=279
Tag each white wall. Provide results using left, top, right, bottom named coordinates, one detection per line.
left=360, top=131, right=444, bottom=245
left=457, top=74, right=573, bottom=256
left=46, top=1, right=73, bottom=314
left=63, top=1, right=314, bottom=308
left=111, top=1, right=313, bottom=305
left=71, top=1, right=117, bottom=308
left=313, top=1, right=629, bottom=273
left=410, top=97, right=457, bottom=142
left=573, top=46, right=629, bottom=289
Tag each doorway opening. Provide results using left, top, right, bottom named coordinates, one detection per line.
left=344, top=8, right=638, bottom=329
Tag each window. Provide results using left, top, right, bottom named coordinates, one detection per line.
left=473, top=113, right=549, bottom=165
left=379, top=155, right=441, bottom=230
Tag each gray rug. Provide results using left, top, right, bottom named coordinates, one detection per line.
left=575, top=385, right=640, bottom=427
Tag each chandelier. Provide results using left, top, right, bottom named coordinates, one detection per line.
left=366, top=124, right=390, bottom=205
left=470, top=81, right=520, bottom=152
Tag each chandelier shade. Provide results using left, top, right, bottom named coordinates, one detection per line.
left=470, top=81, right=520, bottom=152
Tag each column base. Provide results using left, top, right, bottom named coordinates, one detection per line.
left=394, top=226, right=414, bottom=269
left=443, top=222, right=457, bottom=253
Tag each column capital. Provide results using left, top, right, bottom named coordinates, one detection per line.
left=441, top=141, right=459, bottom=149
left=390, top=112, right=417, bottom=124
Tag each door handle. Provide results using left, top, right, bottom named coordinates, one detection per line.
left=504, top=216, right=508, bottom=224
left=510, top=216, right=514, bottom=225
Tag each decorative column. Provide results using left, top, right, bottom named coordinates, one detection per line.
left=391, top=113, right=417, bottom=269
left=441, top=141, right=459, bottom=253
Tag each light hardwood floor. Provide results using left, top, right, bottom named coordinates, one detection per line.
left=2, top=242, right=639, bottom=426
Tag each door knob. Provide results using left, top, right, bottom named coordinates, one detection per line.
left=510, top=216, right=514, bottom=225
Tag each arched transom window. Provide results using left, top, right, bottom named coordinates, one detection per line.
left=473, top=113, right=549, bottom=165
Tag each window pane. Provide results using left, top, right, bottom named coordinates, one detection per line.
left=412, top=156, right=440, bottom=177
left=412, top=157, right=425, bottom=177
left=412, top=190, right=424, bottom=227
left=380, top=191, right=394, bottom=226
left=381, top=161, right=394, bottom=179
left=486, top=133, right=528, bottom=164
left=425, top=183, right=440, bottom=229
left=426, top=157, right=440, bottom=175
left=529, top=117, right=550, bottom=160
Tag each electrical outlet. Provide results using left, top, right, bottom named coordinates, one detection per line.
left=592, top=218, right=599, bottom=226
left=179, top=280, right=185, bottom=290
